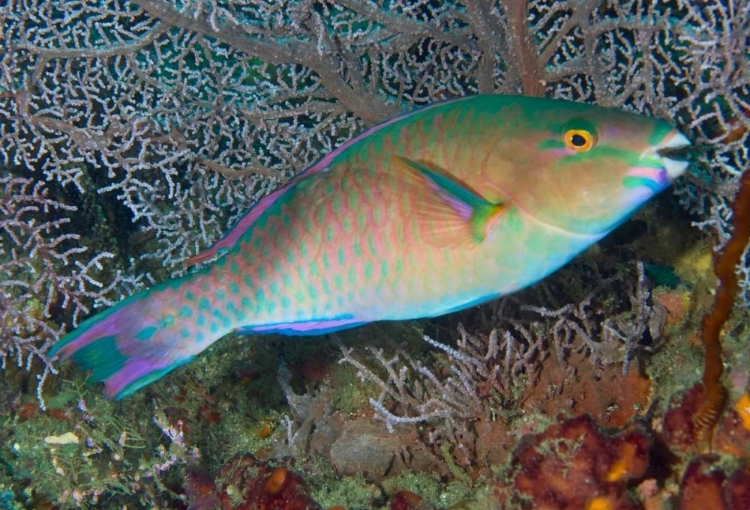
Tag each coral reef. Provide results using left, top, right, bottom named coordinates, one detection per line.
left=189, top=454, right=322, bottom=510
left=388, top=490, right=431, bottom=510
left=338, top=261, right=664, bottom=473
left=489, top=405, right=750, bottom=510
left=186, top=453, right=449, bottom=509
left=678, top=458, right=750, bottom=510
left=0, top=384, right=197, bottom=508
left=501, top=414, right=651, bottom=510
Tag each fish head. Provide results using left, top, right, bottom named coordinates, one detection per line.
left=488, top=100, right=691, bottom=237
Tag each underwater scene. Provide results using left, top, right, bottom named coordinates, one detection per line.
left=0, top=0, right=749, bottom=508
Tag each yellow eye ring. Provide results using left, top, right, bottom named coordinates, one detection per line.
left=564, top=128, right=597, bottom=152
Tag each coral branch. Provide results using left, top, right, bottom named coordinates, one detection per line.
left=500, top=0, right=546, bottom=97
left=694, top=169, right=750, bottom=447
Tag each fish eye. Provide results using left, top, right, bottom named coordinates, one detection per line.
left=564, top=128, right=596, bottom=152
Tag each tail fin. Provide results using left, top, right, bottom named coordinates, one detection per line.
left=49, top=275, right=229, bottom=399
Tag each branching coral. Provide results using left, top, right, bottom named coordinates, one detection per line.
left=339, top=261, right=666, bottom=471
left=504, top=415, right=651, bottom=510
left=523, top=262, right=666, bottom=375
left=339, top=325, right=492, bottom=432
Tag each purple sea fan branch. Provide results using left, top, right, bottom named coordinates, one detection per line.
left=339, top=323, right=512, bottom=433
left=603, top=261, right=667, bottom=375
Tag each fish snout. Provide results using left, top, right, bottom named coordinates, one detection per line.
left=654, top=131, right=692, bottom=180
left=626, top=131, right=691, bottom=192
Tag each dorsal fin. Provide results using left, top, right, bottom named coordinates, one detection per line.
left=185, top=173, right=312, bottom=266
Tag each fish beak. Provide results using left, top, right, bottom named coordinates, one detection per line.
left=628, top=131, right=691, bottom=192
left=655, top=131, right=691, bottom=180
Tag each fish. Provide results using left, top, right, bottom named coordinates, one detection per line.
left=48, top=95, right=690, bottom=399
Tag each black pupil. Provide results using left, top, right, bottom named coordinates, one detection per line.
left=571, top=133, right=587, bottom=147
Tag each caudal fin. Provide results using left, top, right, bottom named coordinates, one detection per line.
left=49, top=277, right=226, bottom=399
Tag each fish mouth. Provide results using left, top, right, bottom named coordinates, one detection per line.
left=626, top=131, right=691, bottom=190
left=655, top=131, right=691, bottom=180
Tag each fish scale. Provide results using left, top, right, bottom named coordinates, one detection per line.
left=49, top=95, right=690, bottom=398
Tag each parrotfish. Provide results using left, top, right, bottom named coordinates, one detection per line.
left=49, top=95, right=690, bottom=399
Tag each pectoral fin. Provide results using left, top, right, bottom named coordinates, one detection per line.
left=391, top=156, right=506, bottom=247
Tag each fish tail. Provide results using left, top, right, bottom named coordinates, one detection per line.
left=49, top=271, right=231, bottom=399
